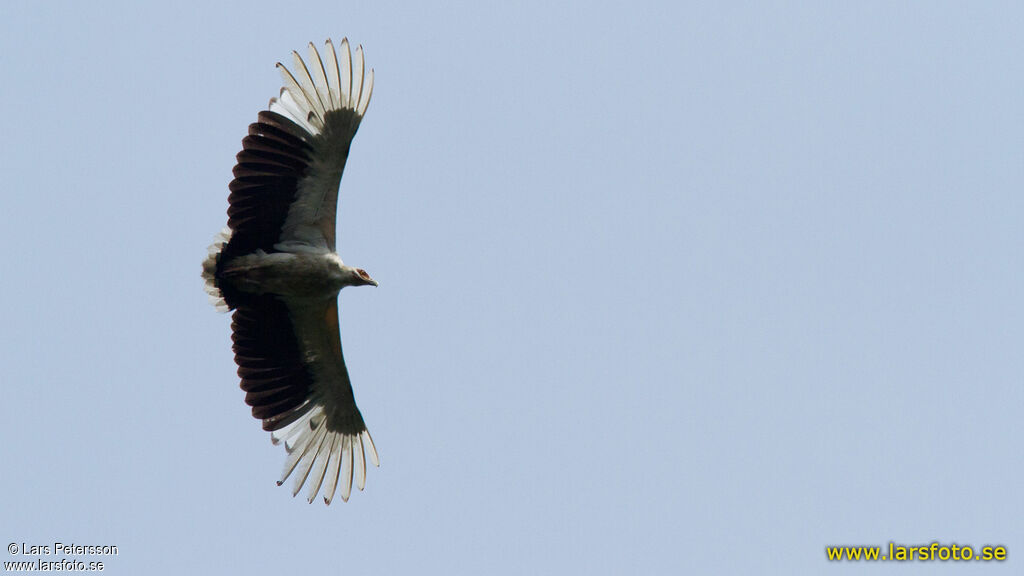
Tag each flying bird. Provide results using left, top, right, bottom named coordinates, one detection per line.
left=202, top=38, right=379, bottom=504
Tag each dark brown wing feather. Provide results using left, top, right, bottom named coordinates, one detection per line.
left=231, top=293, right=314, bottom=431
left=229, top=293, right=366, bottom=436
left=222, top=111, right=314, bottom=260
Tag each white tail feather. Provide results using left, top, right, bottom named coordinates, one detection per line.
left=202, top=228, right=231, bottom=312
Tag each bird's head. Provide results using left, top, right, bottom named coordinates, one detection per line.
left=345, top=266, right=378, bottom=288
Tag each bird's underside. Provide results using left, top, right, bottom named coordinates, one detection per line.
left=202, top=38, right=378, bottom=505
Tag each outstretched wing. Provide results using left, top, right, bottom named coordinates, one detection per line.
left=224, top=38, right=373, bottom=259
left=231, top=293, right=378, bottom=504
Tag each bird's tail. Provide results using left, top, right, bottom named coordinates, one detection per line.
left=202, top=228, right=232, bottom=312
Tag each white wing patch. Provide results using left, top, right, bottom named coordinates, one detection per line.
left=269, top=38, right=374, bottom=137
left=271, top=404, right=379, bottom=504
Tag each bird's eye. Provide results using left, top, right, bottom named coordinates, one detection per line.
left=357, top=269, right=369, bottom=280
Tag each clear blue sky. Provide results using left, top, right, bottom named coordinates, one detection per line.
left=2, top=1, right=1021, bottom=573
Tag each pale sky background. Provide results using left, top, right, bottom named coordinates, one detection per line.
left=1, top=1, right=1021, bottom=574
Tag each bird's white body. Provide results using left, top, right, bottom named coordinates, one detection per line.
left=217, top=250, right=351, bottom=298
